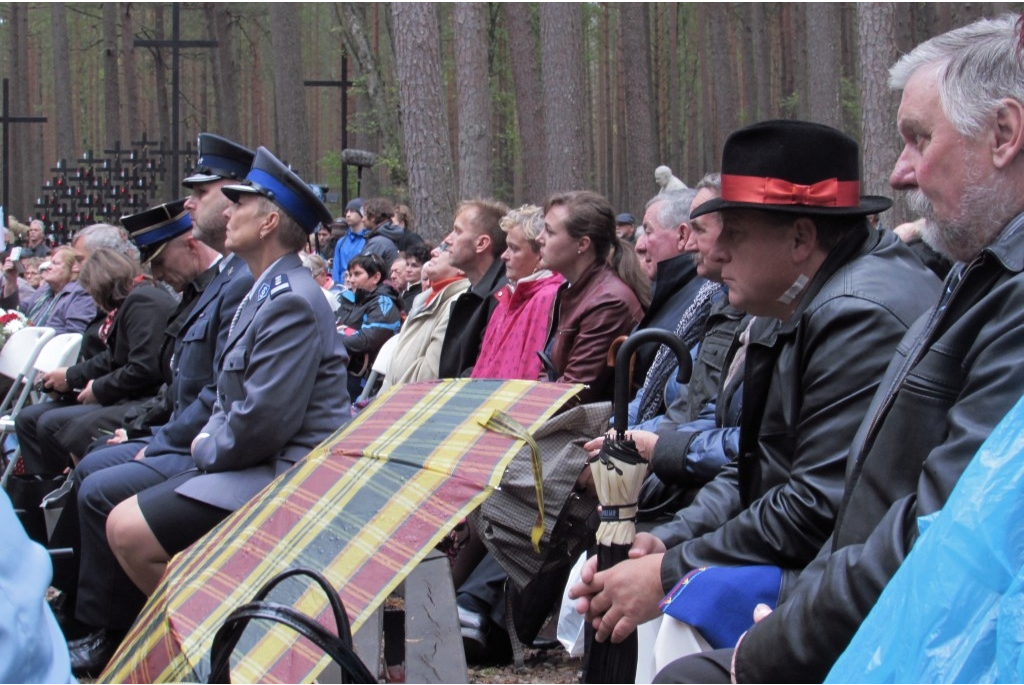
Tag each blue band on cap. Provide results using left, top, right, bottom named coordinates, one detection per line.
left=248, top=167, right=319, bottom=232
left=133, top=212, right=192, bottom=248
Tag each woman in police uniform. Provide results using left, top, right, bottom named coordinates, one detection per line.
left=104, top=147, right=350, bottom=595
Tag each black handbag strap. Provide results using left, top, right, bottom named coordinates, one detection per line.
left=248, top=568, right=352, bottom=643
left=207, top=569, right=375, bottom=684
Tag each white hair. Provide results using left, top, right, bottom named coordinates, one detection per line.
left=645, top=188, right=698, bottom=231
left=890, top=13, right=1024, bottom=137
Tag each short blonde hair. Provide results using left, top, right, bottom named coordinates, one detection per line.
left=498, top=204, right=545, bottom=251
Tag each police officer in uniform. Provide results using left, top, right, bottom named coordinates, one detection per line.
left=69, top=147, right=350, bottom=676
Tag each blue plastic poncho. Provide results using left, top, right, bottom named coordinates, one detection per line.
left=827, top=392, right=1024, bottom=683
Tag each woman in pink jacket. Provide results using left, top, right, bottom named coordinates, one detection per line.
left=471, top=205, right=563, bottom=381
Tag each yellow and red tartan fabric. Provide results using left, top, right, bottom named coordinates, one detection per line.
left=101, top=379, right=582, bottom=684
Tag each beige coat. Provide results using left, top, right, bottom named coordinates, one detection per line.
left=381, top=277, right=470, bottom=390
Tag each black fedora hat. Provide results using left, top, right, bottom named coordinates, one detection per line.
left=182, top=133, right=255, bottom=188
left=121, top=198, right=192, bottom=264
left=690, top=120, right=892, bottom=219
left=221, top=147, right=333, bottom=234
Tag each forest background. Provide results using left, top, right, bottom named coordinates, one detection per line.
left=1, top=2, right=1016, bottom=244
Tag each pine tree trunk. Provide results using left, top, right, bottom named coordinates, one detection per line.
left=392, top=3, right=454, bottom=244
left=10, top=2, right=32, bottom=217
left=747, top=3, right=771, bottom=121
left=51, top=3, right=77, bottom=165
left=620, top=3, right=658, bottom=209
left=454, top=3, right=493, bottom=199
left=337, top=3, right=404, bottom=194
left=709, top=4, right=736, bottom=155
left=540, top=2, right=588, bottom=193
left=153, top=5, right=171, bottom=157
left=205, top=2, right=240, bottom=142
left=858, top=3, right=902, bottom=224
left=806, top=4, right=843, bottom=129
left=269, top=4, right=311, bottom=177
left=506, top=3, right=545, bottom=205
left=102, top=2, right=122, bottom=149
left=120, top=3, right=140, bottom=144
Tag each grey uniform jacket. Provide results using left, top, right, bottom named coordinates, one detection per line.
left=146, top=253, right=254, bottom=458
left=736, top=213, right=1024, bottom=682
left=174, top=253, right=350, bottom=511
left=653, top=227, right=941, bottom=586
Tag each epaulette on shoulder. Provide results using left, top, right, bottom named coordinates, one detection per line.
left=268, top=273, right=292, bottom=299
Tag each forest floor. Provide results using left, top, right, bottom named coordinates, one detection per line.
left=468, top=645, right=582, bottom=684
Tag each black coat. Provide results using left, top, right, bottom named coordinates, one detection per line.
left=654, top=228, right=941, bottom=588
left=437, top=258, right=507, bottom=378
left=64, top=282, right=177, bottom=405
left=736, top=213, right=1024, bottom=682
left=632, top=254, right=707, bottom=380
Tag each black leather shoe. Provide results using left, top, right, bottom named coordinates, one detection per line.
left=68, top=628, right=125, bottom=677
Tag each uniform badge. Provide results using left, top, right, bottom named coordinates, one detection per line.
left=257, top=282, right=271, bottom=302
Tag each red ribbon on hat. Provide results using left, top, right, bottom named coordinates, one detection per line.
left=721, top=174, right=861, bottom=207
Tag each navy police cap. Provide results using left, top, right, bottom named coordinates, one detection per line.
left=121, top=198, right=192, bottom=264
left=221, top=147, right=333, bottom=234
left=182, top=133, right=256, bottom=188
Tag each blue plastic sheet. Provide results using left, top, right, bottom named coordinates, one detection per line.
left=827, top=393, right=1024, bottom=683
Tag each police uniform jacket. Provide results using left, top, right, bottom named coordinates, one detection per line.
left=173, top=253, right=349, bottom=511
left=141, top=254, right=253, bottom=457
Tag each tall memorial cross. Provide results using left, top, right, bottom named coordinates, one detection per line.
left=1, top=78, right=47, bottom=219
left=134, top=2, right=216, bottom=185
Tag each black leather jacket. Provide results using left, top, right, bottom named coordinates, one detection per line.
left=736, top=213, right=1024, bottom=683
left=654, top=227, right=941, bottom=588
left=438, top=258, right=507, bottom=378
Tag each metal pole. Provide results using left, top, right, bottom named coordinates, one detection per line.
left=341, top=55, right=349, bottom=207
left=2, top=78, right=8, bottom=219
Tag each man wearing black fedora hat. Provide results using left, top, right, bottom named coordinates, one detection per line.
left=570, top=120, right=941, bottom=664
left=660, top=14, right=1024, bottom=684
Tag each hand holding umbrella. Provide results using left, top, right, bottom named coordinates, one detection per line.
left=583, top=329, right=692, bottom=684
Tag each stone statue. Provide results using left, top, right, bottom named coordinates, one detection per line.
left=655, top=165, right=688, bottom=194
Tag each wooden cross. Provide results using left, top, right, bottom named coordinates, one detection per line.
left=134, top=3, right=217, bottom=185
left=304, top=54, right=354, bottom=206
left=1, top=78, right=47, bottom=219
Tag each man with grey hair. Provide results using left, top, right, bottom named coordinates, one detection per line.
left=656, top=14, right=1024, bottom=683
left=21, top=219, right=50, bottom=259
left=630, top=187, right=717, bottom=413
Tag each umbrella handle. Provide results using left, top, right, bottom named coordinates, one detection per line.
left=613, top=329, right=693, bottom=437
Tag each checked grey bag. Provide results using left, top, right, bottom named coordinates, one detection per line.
left=470, top=401, right=611, bottom=590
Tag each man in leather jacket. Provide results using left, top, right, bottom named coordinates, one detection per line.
left=570, top=120, right=941, bottom=656
left=657, top=15, right=1024, bottom=683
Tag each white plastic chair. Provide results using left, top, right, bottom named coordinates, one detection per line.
left=0, top=326, right=56, bottom=423
left=0, top=330, right=84, bottom=488
left=26, top=333, right=83, bottom=406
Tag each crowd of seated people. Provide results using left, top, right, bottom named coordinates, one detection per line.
left=9, top=15, right=1024, bottom=684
